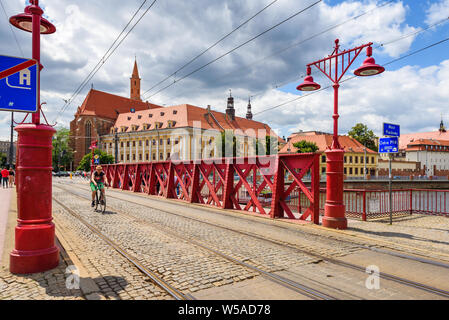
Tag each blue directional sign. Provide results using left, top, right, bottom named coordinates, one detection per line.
left=379, top=137, right=399, bottom=153
left=0, top=54, right=38, bottom=113
left=383, top=123, right=400, bottom=137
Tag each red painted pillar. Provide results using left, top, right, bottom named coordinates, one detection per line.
left=323, top=84, right=347, bottom=229
left=270, top=155, right=284, bottom=218
left=165, top=162, right=175, bottom=199
left=311, top=154, right=320, bottom=225
left=10, top=124, right=59, bottom=274
left=189, top=163, right=200, bottom=203
left=222, top=161, right=234, bottom=209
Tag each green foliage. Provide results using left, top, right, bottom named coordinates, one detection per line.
left=293, top=140, right=319, bottom=153
left=52, top=127, right=74, bottom=171
left=76, top=149, right=114, bottom=172
left=348, top=123, right=378, bottom=152
left=0, top=152, right=6, bottom=166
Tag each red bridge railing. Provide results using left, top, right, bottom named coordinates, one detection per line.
left=103, top=153, right=321, bottom=224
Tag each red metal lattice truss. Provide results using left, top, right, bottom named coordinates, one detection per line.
left=103, top=154, right=321, bottom=223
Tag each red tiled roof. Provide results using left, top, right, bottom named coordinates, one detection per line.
left=113, top=104, right=281, bottom=140
left=75, top=89, right=162, bottom=119
left=399, top=131, right=449, bottom=149
left=280, top=133, right=377, bottom=154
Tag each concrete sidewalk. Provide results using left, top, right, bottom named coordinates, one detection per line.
left=0, top=187, right=13, bottom=266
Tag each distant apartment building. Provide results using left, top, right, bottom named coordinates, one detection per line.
left=0, top=140, right=16, bottom=164
left=280, top=131, right=378, bottom=177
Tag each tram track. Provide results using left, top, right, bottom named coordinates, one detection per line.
left=55, top=181, right=449, bottom=299
left=53, top=186, right=338, bottom=300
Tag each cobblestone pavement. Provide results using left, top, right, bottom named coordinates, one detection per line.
left=51, top=181, right=449, bottom=300
left=52, top=186, right=260, bottom=296
left=0, top=250, right=84, bottom=300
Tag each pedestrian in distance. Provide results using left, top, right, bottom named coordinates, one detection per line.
left=1, top=167, right=9, bottom=188
left=8, top=167, right=15, bottom=187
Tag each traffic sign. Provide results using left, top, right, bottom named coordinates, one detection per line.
left=383, top=123, right=400, bottom=137
left=379, top=137, right=399, bottom=153
left=0, top=54, right=38, bottom=112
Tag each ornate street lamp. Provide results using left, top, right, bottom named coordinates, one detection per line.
left=297, top=39, right=384, bottom=229
left=8, top=0, right=58, bottom=274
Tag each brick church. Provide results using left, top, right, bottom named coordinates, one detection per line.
left=69, top=60, right=163, bottom=167
left=70, top=60, right=282, bottom=168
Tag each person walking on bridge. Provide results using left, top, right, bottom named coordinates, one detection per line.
left=1, top=168, right=9, bottom=188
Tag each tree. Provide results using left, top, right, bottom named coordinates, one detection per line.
left=0, top=152, right=7, bottom=167
left=293, top=140, right=319, bottom=153
left=52, top=127, right=74, bottom=171
left=76, top=149, right=114, bottom=172
left=348, top=123, right=378, bottom=152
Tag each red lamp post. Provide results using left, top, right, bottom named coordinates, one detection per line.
left=8, top=0, right=59, bottom=274
left=297, top=39, right=384, bottom=229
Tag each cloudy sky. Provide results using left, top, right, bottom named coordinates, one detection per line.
left=0, top=0, right=449, bottom=141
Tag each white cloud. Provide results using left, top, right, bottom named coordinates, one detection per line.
left=0, top=0, right=440, bottom=142
left=425, top=0, right=449, bottom=25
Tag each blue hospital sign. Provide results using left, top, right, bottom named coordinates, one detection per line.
left=0, top=55, right=38, bottom=112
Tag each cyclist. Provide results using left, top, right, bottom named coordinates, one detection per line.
left=90, top=165, right=108, bottom=207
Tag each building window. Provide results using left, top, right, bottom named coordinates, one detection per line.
left=167, top=152, right=170, bottom=159
left=121, top=142, right=124, bottom=148
left=146, top=153, right=149, bottom=161
left=139, top=140, right=142, bottom=146
left=109, top=143, right=112, bottom=148
left=160, top=153, right=163, bottom=160
left=167, top=138, right=171, bottom=145
left=321, top=155, right=326, bottom=163
left=139, top=154, right=142, bottom=160
left=355, top=156, right=358, bottom=164
left=321, top=167, right=326, bottom=174
left=344, top=167, right=347, bottom=174
left=361, top=156, right=364, bottom=164
left=152, top=153, right=156, bottom=161
left=344, top=156, right=347, bottom=163
left=127, top=154, right=130, bottom=161
left=152, top=139, right=156, bottom=145
left=355, top=168, right=358, bottom=175
left=349, top=156, right=353, bottom=163
left=160, top=139, right=163, bottom=145
left=371, top=157, right=374, bottom=164
left=121, top=154, right=124, bottom=161
left=349, top=167, right=353, bottom=175
left=127, top=141, right=130, bottom=147
left=146, top=140, right=149, bottom=146
left=133, top=154, right=136, bottom=161
left=132, top=141, right=136, bottom=147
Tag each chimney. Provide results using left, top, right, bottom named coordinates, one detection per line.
left=226, top=90, right=235, bottom=121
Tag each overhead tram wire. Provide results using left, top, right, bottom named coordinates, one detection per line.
left=142, top=0, right=323, bottom=101
left=0, top=0, right=24, bottom=56
left=55, top=0, right=157, bottom=122
left=156, top=0, right=396, bottom=102
left=56, top=0, right=149, bottom=118
left=219, top=0, right=396, bottom=85
left=252, top=36, right=449, bottom=117
left=248, top=15, right=449, bottom=100
left=141, top=0, right=279, bottom=98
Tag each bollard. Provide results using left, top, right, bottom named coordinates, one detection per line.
left=10, top=124, right=59, bottom=274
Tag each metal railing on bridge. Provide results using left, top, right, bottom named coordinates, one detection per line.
left=102, top=154, right=321, bottom=224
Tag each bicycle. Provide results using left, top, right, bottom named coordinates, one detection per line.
left=94, top=184, right=107, bottom=213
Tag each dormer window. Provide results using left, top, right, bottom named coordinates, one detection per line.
left=110, top=128, right=115, bottom=134
left=131, top=125, right=139, bottom=131
left=167, top=120, right=177, bottom=128
left=142, top=123, right=151, bottom=130
left=160, top=112, right=165, bottom=116
left=138, top=115, right=142, bottom=119
left=149, top=114, right=153, bottom=118
left=127, top=117, right=131, bottom=120
left=173, top=110, right=177, bottom=115
left=120, top=126, right=128, bottom=133
left=155, top=122, right=163, bottom=129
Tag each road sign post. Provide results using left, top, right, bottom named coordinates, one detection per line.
left=380, top=123, right=400, bottom=225
left=8, top=0, right=58, bottom=274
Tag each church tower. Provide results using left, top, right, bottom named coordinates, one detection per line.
left=130, top=59, right=141, bottom=101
